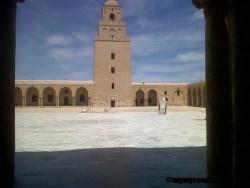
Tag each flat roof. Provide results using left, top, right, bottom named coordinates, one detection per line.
left=15, top=80, right=94, bottom=85
left=132, top=82, right=189, bottom=86
left=15, top=80, right=204, bottom=86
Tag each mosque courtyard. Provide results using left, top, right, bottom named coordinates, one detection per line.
left=15, top=106, right=207, bottom=188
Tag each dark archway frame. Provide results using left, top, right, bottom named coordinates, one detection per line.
left=0, top=0, right=249, bottom=187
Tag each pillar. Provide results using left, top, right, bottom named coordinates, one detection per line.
left=193, top=0, right=232, bottom=187
left=56, top=96, right=59, bottom=107
left=201, top=94, right=203, bottom=107
left=72, top=97, right=76, bottom=106
left=201, top=87, right=204, bottom=107
left=191, top=91, right=194, bottom=106
left=196, top=89, right=199, bottom=107
left=0, top=0, right=20, bottom=186
left=22, top=96, right=26, bottom=107
left=229, top=0, right=250, bottom=187
left=144, top=98, right=148, bottom=106
left=88, top=97, right=91, bottom=107
left=188, top=91, right=191, bottom=106
left=203, top=87, right=207, bottom=107
left=39, top=96, right=43, bottom=107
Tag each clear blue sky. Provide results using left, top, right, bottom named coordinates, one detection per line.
left=16, top=0, right=205, bottom=83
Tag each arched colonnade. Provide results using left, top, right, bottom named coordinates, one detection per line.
left=15, top=86, right=90, bottom=107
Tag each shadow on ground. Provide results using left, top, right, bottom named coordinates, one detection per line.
left=15, top=147, right=207, bottom=188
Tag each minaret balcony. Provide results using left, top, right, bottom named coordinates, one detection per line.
left=99, top=21, right=126, bottom=27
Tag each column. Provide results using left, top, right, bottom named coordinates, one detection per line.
left=201, top=95, right=203, bottom=108
left=196, top=91, right=199, bottom=107
left=191, top=91, right=194, bottom=106
left=72, top=97, right=76, bottom=106
left=0, top=0, right=19, bottom=186
left=39, top=96, right=43, bottom=107
left=193, top=0, right=232, bottom=187
left=229, top=0, right=250, bottom=187
left=22, top=96, right=26, bottom=107
left=56, top=96, right=59, bottom=107
left=88, top=97, right=91, bottom=107
left=144, top=98, right=148, bottom=106
left=203, top=88, right=206, bottom=107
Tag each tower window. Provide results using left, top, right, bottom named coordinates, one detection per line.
left=164, top=91, right=167, bottom=95
left=111, top=83, right=115, bottom=89
left=111, top=67, right=115, bottom=73
left=110, top=13, right=115, bottom=21
left=111, top=52, right=115, bottom=59
left=111, top=100, right=115, bottom=107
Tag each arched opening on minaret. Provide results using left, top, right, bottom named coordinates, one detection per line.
left=110, top=13, right=115, bottom=21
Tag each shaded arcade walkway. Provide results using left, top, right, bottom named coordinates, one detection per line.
left=15, top=147, right=207, bottom=188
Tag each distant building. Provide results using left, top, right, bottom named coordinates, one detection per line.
left=15, top=0, right=205, bottom=108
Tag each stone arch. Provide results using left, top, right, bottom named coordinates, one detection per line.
left=192, top=88, right=197, bottom=107
left=26, top=87, right=39, bottom=106
left=148, top=89, right=157, bottom=106
left=188, top=88, right=192, bottom=106
left=43, top=87, right=56, bottom=106
left=173, top=89, right=184, bottom=105
left=15, top=87, right=22, bottom=106
left=136, top=90, right=145, bottom=106
left=198, top=87, right=202, bottom=107
left=75, top=87, right=89, bottom=106
left=59, top=87, right=72, bottom=106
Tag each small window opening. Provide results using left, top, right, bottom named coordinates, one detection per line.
left=110, top=13, right=115, bottom=21
left=111, top=100, right=115, bottom=107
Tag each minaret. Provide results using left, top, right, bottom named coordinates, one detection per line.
left=93, top=0, right=132, bottom=107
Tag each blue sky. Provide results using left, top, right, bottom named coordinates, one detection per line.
left=16, top=0, right=205, bottom=83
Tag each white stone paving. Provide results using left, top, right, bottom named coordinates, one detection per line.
left=15, top=108, right=208, bottom=188
left=16, top=110, right=206, bottom=152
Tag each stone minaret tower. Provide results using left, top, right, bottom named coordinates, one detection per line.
left=93, top=0, right=132, bottom=107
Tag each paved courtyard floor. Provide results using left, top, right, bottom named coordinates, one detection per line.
left=15, top=107, right=208, bottom=188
